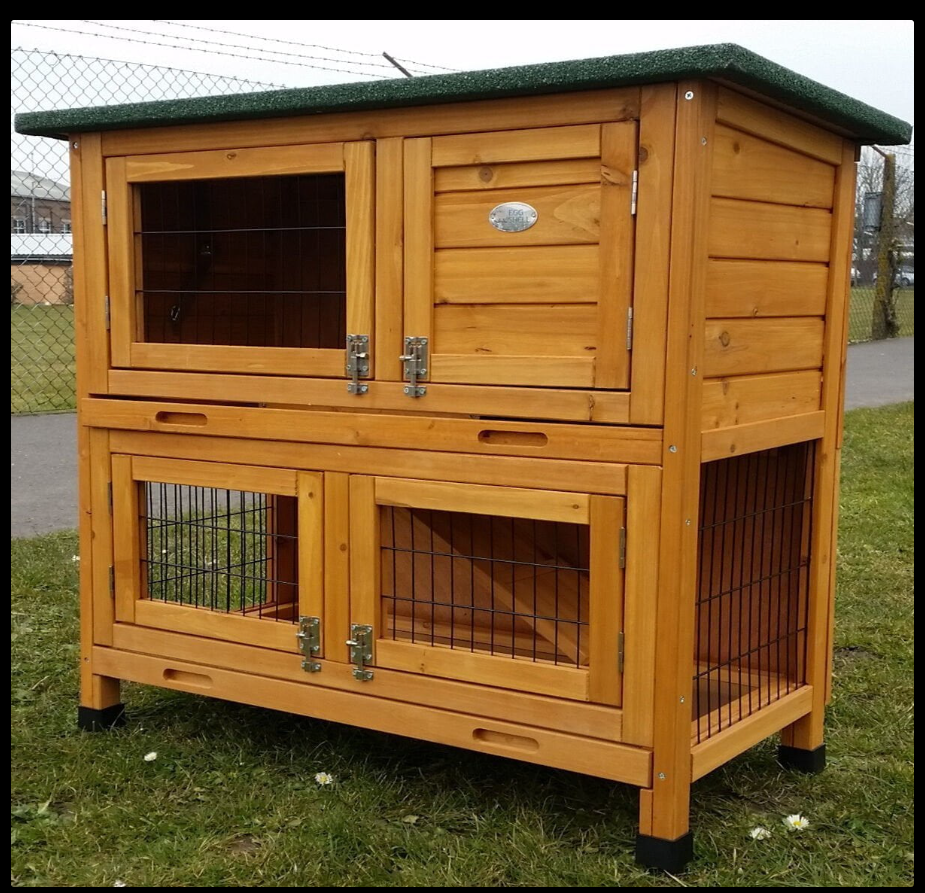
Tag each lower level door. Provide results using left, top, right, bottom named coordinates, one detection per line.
left=349, top=476, right=625, bottom=705
left=111, top=455, right=323, bottom=652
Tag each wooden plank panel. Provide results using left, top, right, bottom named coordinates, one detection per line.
left=429, top=354, right=594, bottom=387
left=705, top=259, right=828, bottom=317
left=108, top=368, right=631, bottom=424
left=702, top=370, right=822, bottom=429
left=716, top=87, right=843, bottom=165
left=704, top=317, right=824, bottom=377
left=131, top=456, right=298, bottom=496
left=375, top=137, right=404, bottom=380
left=348, top=475, right=378, bottom=629
left=105, top=156, right=134, bottom=367
left=375, top=477, right=590, bottom=524
left=436, top=184, right=600, bottom=248
left=708, top=198, right=832, bottom=262
left=701, top=411, right=825, bottom=461
left=403, top=138, right=434, bottom=342
left=113, top=623, right=624, bottom=740
left=588, top=496, right=625, bottom=705
left=323, top=472, right=350, bottom=662
left=94, top=645, right=651, bottom=784
left=344, top=141, right=375, bottom=342
left=84, top=398, right=662, bottom=465
left=111, top=454, right=140, bottom=625
left=435, top=245, right=598, bottom=304
left=110, top=431, right=629, bottom=496
left=123, top=142, right=344, bottom=182
left=88, top=428, right=114, bottom=645
left=432, top=124, right=601, bottom=167
left=297, top=472, right=325, bottom=628
left=129, top=343, right=344, bottom=376
left=434, top=303, right=596, bottom=356
left=376, top=640, right=590, bottom=701
left=595, top=120, right=636, bottom=388
left=629, top=84, right=677, bottom=425
left=435, top=158, right=601, bottom=192
left=712, top=125, right=835, bottom=208
left=102, top=89, right=640, bottom=156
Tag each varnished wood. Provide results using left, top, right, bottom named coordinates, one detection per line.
left=375, top=137, right=405, bottom=380
left=702, top=370, right=822, bottom=430
left=105, top=156, right=133, bottom=368
left=700, top=410, right=825, bottom=461
left=429, top=354, right=595, bottom=388
left=297, top=472, right=326, bottom=633
left=435, top=158, right=601, bottom=192
left=348, top=475, right=379, bottom=632
left=703, top=317, right=824, bottom=377
left=403, top=138, right=435, bottom=345
left=322, top=472, right=351, bottom=662
left=705, top=259, right=828, bottom=318
left=432, top=124, right=601, bottom=166
left=110, top=454, right=141, bottom=624
left=344, top=141, right=376, bottom=345
left=130, top=455, right=298, bottom=496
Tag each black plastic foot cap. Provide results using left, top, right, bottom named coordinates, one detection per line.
left=635, top=831, right=694, bottom=872
left=77, top=703, right=126, bottom=732
left=778, top=743, right=826, bottom=774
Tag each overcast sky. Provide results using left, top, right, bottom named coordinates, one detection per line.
left=11, top=19, right=914, bottom=126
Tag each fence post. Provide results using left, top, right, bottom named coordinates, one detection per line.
left=872, top=153, right=899, bottom=340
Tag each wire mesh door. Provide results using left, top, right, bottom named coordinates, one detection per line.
left=111, top=456, right=323, bottom=652
left=105, top=141, right=374, bottom=378
left=349, top=476, right=625, bottom=704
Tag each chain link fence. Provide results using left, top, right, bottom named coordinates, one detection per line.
left=11, top=47, right=915, bottom=413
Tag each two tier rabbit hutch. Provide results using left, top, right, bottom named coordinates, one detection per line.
left=17, top=43, right=911, bottom=870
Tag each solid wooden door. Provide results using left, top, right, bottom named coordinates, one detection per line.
left=403, top=122, right=637, bottom=389
left=105, top=141, right=374, bottom=379
left=349, top=475, right=625, bottom=704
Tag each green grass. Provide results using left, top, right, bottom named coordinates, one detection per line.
left=10, top=404, right=914, bottom=887
left=848, top=287, right=915, bottom=343
left=11, top=305, right=76, bottom=414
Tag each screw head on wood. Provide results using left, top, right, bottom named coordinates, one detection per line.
left=684, top=90, right=695, bottom=100
left=669, top=445, right=678, bottom=453
left=658, top=772, right=667, bottom=780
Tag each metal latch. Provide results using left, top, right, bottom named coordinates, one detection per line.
left=297, top=615, right=322, bottom=673
left=400, top=336, right=428, bottom=397
left=345, top=334, right=370, bottom=394
left=346, top=623, right=374, bottom=681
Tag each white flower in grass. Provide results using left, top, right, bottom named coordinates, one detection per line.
left=314, top=771, right=334, bottom=786
left=143, top=751, right=158, bottom=762
left=783, top=814, right=810, bottom=831
left=749, top=826, right=772, bottom=840
left=113, top=881, right=127, bottom=887
left=71, top=555, right=80, bottom=562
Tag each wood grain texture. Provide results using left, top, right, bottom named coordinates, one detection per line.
left=344, top=141, right=376, bottom=341
left=708, top=198, right=832, bottom=262
left=297, top=472, right=325, bottom=630
left=701, top=370, right=822, bottom=429
left=428, top=354, right=594, bottom=388
left=375, top=137, right=405, bottom=380
left=703, top=317, right=824, bottom=376
left=110, top=454, right=140, bottom=624
left=700, top=411, right=825, bottom=461
left=322, top=472, right=351, bottom=662
left=434, top=245, right=599, bottom=304
left=715, top=87, right=843, bottom=165
left=435, top=184, right=600, bottom=248
left=87, top=429, right=115, bottom=647
left=435, top=158, right=601, bottom=192
left=104, top=156, right=133, bottom=368
left=711, top=125, right=835, bottom=208
left=432, top=124, right=601, bottom=166
left=403, top=138, right=435, bottom=343
left=131, top=456, right=298, bottom=496
left=705, top=259, right=828, bottom=317
left=588, top=496, right=625, bottom=706
left=348, top=475, right=378, bottom=631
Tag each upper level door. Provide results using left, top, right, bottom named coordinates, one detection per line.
left=403, top=122, right=637, bottom=390
left=105, top=141, right=374, bottom=379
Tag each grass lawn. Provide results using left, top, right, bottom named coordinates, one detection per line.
left=10, top=404, right=914, bottom=887
left=10, top=305, right=76, bottom=414
left=848, top=287, right=915, bottom=343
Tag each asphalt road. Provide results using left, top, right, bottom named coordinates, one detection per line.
left=10, top=337, right=914, bottom=538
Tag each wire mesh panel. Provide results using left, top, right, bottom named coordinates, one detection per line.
left=142, top=483, right=298, bottom=622
left=693, top=442, right=815, bottom=742
left=138, top=174, right=347, bottom=348
left=380, top=507, right=590, bottom=667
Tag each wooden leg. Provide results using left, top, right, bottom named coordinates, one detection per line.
left=78, top=674, right=125, bottom=731
left=636, top=785, right=694, bottom=872
left=779, top=706, right=827, bottom=773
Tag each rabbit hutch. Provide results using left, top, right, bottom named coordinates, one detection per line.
left=17, top=43, right=911, bottom=870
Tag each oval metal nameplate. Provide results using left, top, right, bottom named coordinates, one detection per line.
left=488, top=202, right=538, bottom=233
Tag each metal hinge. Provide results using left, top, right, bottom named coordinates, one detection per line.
left=630, top=170, right=638, bottom=216
left=297, top=615, right=322, bottom=673
left=625, top=308, right=634, bottom=350
left=400, top=336, right=428, bottom=397
left=108, top=565, right=115, bottom=598
left=346, top=623, right=374, bottom=681
left=618, top=526, right=627, bottom=569
left=345, top=334, right=370, bottom=394
left=617, top=630, right=625, bottom=674
left=107, top=482, right=113, bottom=513
left=104, top=295, right=111, bottom=330
left=101, top=190, right=107, bottom=225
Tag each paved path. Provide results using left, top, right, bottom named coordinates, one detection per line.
left=10, top=337, right=914, bottom=538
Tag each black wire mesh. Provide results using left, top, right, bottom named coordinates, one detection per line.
left=380, top=507, right=590, bottom=667
left=142, top=482, right=298, bottom=621
left=693, top=442, right=815, bottom=743
left=138, top=174, right=347, bottom=348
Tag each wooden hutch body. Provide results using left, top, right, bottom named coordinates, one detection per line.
left=17, top=44, right=911, bottom=870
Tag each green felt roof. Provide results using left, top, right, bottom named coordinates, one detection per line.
left=15, top=43, right=911, bottom=144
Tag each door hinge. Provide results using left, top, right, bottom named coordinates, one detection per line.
left=617, top=630, right=625, bottom=674
left=108, top=565, right=115, bottom=598
left=104, top=295, right=111, bottom=330
left=625, top=308, right=634, bottom=350
left=619, top=526, right=627, bottom=569
left=346, top=623, right=374, bottom=681
left=345, top=334, right=370, bottom=395
left=630, top=170, right=638, bottom=216
left=107, top=481, right=113, bottom=514
left=101, top=190, right=107, bottom=225
left=297, top=615, right=322, bottom=673
left=400, top=336, right=428, bottom=397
